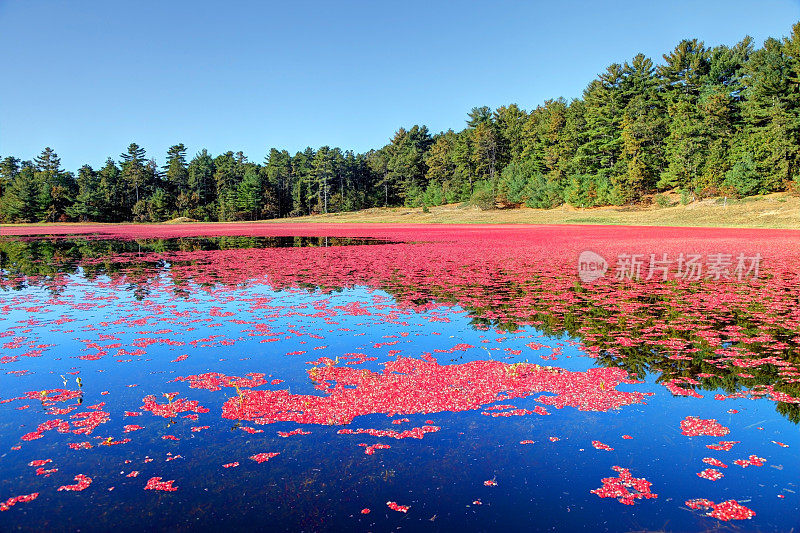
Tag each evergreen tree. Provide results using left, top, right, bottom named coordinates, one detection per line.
left=264, top=148, right=293, bottom=217
left=782, top=23, right=800, bottom=189
left=119, top=143, right=150, bottom=213
left=658, top=39, right=710, bottom=97
left=311, top=146, right=334, bottom=213
left=451, top=131, right=475, bottom=198
left=365, top=148, right=391, bottom=207
left=337, top=150, right=367, bottom=212
left=573, top=65, right=627, bottom=204
left=618, top=54, right=665, bottom=201
left=236, top=167, right=265, bottom=220
left=424, top=130, right=458, bottom=200
left=68, top=165, right=103, bottom=221
left=471, top=122, right=498, bottom=187
left=214, top=151, right=242, bottom=222
left=2, top=165, right=42, bottom=222
left=291, top=148, right=315, bottom=215
left=147, top=188, right=170, bottom=221
left=164, top=144, right=189, bottom=215
left=723, top=153, right=760, bottom=197
left=493, top=104, right=528, bottom=165
left=697, top=88, right=735, bottom=192
left=741, top=36, right=798, bottom=189
left=385, top=126, right=432, bottom=205
left=34, top=147, right=75, bottom=222
left=466, top=106, right=492, bottom=128
left=97, top=158, right=122, bottom=221
left=0, top=156, right=20, bottom=197
left=187, top=149, right=216, bottom=219
left=658, top=98, right=706, bottom=191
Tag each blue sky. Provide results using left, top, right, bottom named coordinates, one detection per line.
left=1, top=0, right=798, bottom=171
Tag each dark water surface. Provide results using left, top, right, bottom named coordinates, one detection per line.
left=1, top=228, right=798, bottom=532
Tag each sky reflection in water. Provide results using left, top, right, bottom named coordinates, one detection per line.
left=0, top=228, right=799, bottom=532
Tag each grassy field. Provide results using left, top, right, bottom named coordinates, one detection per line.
left=278, top=192, right=800, bottom=229
left=2, top=192, right=798, bottom=231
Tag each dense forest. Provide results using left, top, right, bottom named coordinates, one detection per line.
left=2, top=23, right=799, bottom=223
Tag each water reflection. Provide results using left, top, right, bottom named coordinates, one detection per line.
left=0, top=236, right=392, bottom=286
left=2, top=234, right=799, bottom=424
left=0, top=232, right=799, bottom=531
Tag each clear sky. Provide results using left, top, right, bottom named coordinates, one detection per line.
left=1, top=0, right=798, bottom=171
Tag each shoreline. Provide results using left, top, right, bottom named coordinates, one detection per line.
left=2, top=192, right=798, bottom=232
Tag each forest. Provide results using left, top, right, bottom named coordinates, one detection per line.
left=1, top=23, right=798, bottom=223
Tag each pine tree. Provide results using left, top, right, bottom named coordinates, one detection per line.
left=164, top=144, right=188, bottom=215
left=493, top=104, right=528, bottom=165
left=33, top=148, right=75, bottom=222
left=618, top=54, right=665, bottom=201
left=365, top=149, right=391, bottom=207
left=214, top=151, right=241, bottom=221
left=187, top=149, right=216, bottom=219
left=2, top=166, right=42, bottom=222
left=658, top=39, right=709, bottom=98
left=451, top=131, right=475, bottom=198
left=34, top=147, right=61, bottom=174
left=147, top=188, right=170, bottom=221
left=0, top=156, right=20, bottom=197
left=291, top=148, right=315, bottom=215
left=574, top=65, right=627, bottom=204
left=337, top=150, right=365, bottom=212
left=697, top=89, right=735, bottom=192
left=783, top=22, right=800, bottom=186
left=97, top=158, right=122, bottom=221
left=723, top=153, right=760, bottom=197
left=424, top=130, right=458, bottom=198
left=741, top=37, right=797, bottom=189
left=471, top=122, right=498, bottom=187
left=658, top=98, right=706, bottom=191
left=119, top=143, right=150, bottom=212
left=264, top=148, right=293, bottom=217
left=466, top=106, right=492, bottom=128
left=68, top=165, right=103, bottom=221
left=236, top=167, right=264, bottom=220
left=385, top=126, right=432, bottom=204
left=311, top=147, right=334, bottom=213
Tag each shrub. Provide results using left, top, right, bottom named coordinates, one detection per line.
left=654, top=194, right=670, bottom=208
left=497, top=161, right=531, bottom=204
left=723, top=154, right=761, bottom=198
left=788, top=179, right=800, bottom=197
left=402, top=184, right=422, bottom=208
left=524, top=173, right=563, bottom=209
left=469, top=185, right=496, bottom=210
left=422, top=182, right=444, bottom=207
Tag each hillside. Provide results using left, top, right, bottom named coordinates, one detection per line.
left=277, top=193, right=800, bottom=229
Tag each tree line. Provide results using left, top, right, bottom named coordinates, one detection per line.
left=2, top=23, right=799, bottom=223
